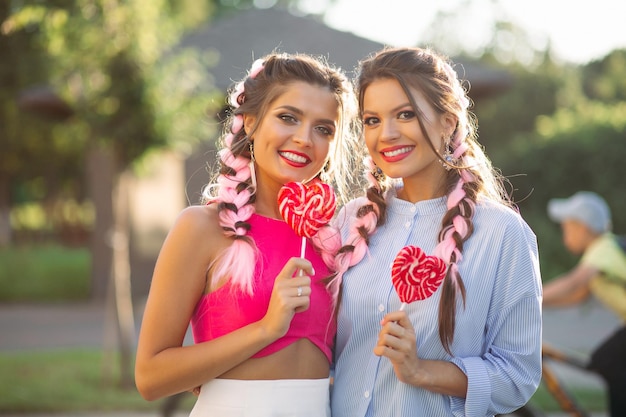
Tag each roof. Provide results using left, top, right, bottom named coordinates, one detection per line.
left=177, top=7, right=512, bottom=99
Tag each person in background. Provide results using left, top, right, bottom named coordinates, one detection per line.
left=329, top=46, right=543, bottom=417
left=543, top=191, right=626, bottom=417
left=135, top=52, right=358, bottom=417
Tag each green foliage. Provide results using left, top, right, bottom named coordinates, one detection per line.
left=474, top=54, right=575, bottom=152
left=582, top=49, right=626, bottom=103
left=1, top=0, right=216, bottom=208
left=497, top=101, right=626, bottom=280
left=0, top=244, right=90, bottom=302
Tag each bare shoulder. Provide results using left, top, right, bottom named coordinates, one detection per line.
left=168, top=204, right=230, bottom=254
left=175, top=204, right=220, bottom=232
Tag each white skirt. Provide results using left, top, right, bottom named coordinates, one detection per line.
left=189, top=378, right=331, bottom=417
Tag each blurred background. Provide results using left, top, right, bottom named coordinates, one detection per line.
left=1, top=0, right=624, bottom=415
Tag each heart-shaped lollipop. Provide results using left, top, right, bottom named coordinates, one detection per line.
left=278, top=181, right=336, bottom=239
left=392, top=246, right=447, bottom=306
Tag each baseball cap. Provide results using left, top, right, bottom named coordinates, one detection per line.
left=547, top=191, right=612, bottom=233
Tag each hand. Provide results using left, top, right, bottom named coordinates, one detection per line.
left=260, top=257, right=314, bottom=339
left=374, top=310, right=421, bottom=385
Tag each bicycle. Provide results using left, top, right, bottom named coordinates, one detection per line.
left=504, top=342, right=605, bottom=417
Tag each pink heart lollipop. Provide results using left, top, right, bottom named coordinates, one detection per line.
left=392, top=246, right=447, bottom=306
left=278, top=181, right=336, bottom=239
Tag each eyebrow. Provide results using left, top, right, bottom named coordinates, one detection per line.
left=362, top=102, right=411, bottom=115
left=277, top=105, right=337, bottom=126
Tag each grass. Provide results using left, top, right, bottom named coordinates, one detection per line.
left=0, top=244, right=90, bottom=302
left=0, top=349, right=196, bottom=414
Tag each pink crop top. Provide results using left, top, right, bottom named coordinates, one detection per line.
left=191, top=213, right=336, bottom=362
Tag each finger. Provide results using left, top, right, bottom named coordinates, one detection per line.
left=277, top=257, right=315, bottom=281
left=378, top=323, right=405, bottom=347
left=381, top=310, right=408, bottom=326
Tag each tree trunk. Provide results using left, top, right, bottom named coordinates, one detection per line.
left=87, top=145, right=114, bottom=300
left=107, top=166, right=136, bottom=389
left=88, top=144, right=135, bottom=389
left=0, top=176, right=11, bottom=247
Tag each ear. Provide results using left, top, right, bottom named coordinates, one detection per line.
left=442, top=113, right=457, bottom=139
left=243, top=114, right=256, bottom=139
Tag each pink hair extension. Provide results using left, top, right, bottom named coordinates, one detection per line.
left=446, top=179, right=466, bottom=209
left=310, top=224, right=343, bottom=303
left=442, top=62, right=470, bottom=112
left=209, top=59, right=266, bottom=295
left=363, top=156, right=382, bottom=191
left=311, top=224, right=342, bottom=271
left=248, top=58, right=265, bottom=78
left=329, top=201, right=380, bottom=298
left=210, top=239, right=258, bottom=294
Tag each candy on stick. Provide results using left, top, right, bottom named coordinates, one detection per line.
left=391, top=246, right=447, bottom=310
left=278, top=181, right=337, bottom=261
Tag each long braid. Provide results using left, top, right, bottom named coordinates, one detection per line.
left=432, top=61, right=489, bottom=354
left=327, top=156, right=389, bottom=301
left=203, top=59, right=265, bottom=295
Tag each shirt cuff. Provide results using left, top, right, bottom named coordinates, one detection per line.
left=449, top=356, right=490, bottom=417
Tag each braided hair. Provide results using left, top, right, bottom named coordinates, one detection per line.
left=335, top=47, right=511, bottom=354
left=202, top=52, right=358, bottom=296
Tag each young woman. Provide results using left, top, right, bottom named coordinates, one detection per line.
left=135, top=52, right=357, bottom=417
left=330, top=47, right=543, bottom=416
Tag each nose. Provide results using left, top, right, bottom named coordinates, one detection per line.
left=292, top=124, right=313, bottom=147
left=379, top=119, right=399, bottom=142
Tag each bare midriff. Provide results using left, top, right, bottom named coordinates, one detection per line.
left=218, top=339, right=329, bottom=380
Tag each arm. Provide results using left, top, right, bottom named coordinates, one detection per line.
left=542, top=263, right=597, bottom=307
left=135, top=206, right=314, bottom=400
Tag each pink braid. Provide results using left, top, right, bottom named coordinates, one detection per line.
left=363, top=156, right=382, bottom=191
left=207, top=59, right=266, bottom=295
left=328, top=157, right=385, bottom=299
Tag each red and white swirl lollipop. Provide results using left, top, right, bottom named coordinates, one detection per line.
left=278, top=181, right=337, bottom=261
left=392, top=246, right=447, bottom=310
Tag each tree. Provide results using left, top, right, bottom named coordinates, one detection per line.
left=3, top=0, right=215, bottom=388
left=581, top=49, right=626, bottom=103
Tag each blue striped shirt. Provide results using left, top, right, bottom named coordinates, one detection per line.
left=331, top=191, right=542, bottom=417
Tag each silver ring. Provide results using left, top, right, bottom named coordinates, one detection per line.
left=297, top=286, right=303, bottom=297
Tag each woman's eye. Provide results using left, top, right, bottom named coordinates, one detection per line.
left=279, top=114, right=297, bottom=123
left=363, top=117, right=379, bottom=126
left=398, top=110, right=415, bottom=120
left=316, top=125, right=334, bottom=136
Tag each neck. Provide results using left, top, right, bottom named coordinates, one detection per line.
left=397, top=178, right=447, bottom=204
left=253, top=184, right=283, bottom=220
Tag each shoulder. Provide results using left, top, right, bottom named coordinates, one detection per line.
left=473, top=200, right=538, bottom=249
left=174, top=204, right=219, bottom=233
left=167, top=204, right=228, bottom=251
left=475, top=200, right=533, bottom=230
